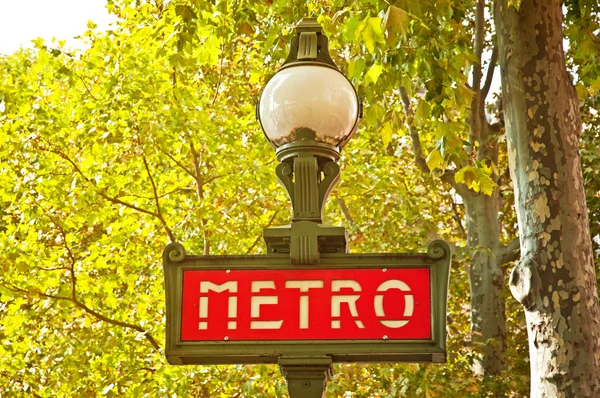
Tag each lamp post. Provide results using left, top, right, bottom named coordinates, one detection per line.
left=256, top=18, right=362, bottom=396
left=162, top=17, right=451, bottom=398
left=257, top=17, right=361, bottom=266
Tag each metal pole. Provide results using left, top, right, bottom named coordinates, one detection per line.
left=279, top=356, right=333, bottom=398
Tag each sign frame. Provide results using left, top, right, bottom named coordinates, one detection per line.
left=163, top=240, right=451, bottom=365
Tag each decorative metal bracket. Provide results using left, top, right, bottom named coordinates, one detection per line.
left=264, top=129, right=347, bottom=264
left=282, top=18, right=337, bottom=69
left=279, top=356, right=333, bottom=398
left=275, top=155, right=340, bottom=223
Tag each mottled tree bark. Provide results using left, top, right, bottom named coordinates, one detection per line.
left=463, top=1, right=511, bottom=373
left=495, top=0, right=600, bottom=395
left=464, top=190, right=507, bottom=375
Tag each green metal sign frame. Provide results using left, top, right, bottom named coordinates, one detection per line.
left=163, top=240, right=451, bottom=366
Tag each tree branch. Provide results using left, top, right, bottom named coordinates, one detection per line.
left=246, top=210, right=280, bottom=254
left=37, top=142, right=170, bottom=228
left=499, top=238, right=521, bottom=264
left=203, top=173, right=227, bottom=186
left=123, top=187, right=195, bottom=200
left=469, top=0, right=486, bottom=147
left=3, top=205, right=162, bottom=352
left=450, top=198, right=467, bottom=239
left=473, top=0, right=485, bottom=92
left=33, top=266, right=71, bottom=272
left=97, top=192, right=162, bottom=219
left=42, top=209, right=78, bottom=300
left=23, top=148, right=163, bottom=352
left=495, top=164, right=510, bottom=186
left=211, top=41, right=226, bottom=107
left=399, top=86, right=461, bottom=192
left=441, top=171, right=465, bottom=194
left=481, top=46, right=498, bottom=101
left=399, top=86, right=430, bottom=175
left=45, top=49, right=98, bottom=101
left=337, top=197, right=365, bottom=239
left=141, top=152, right=177, bottom=242
left=189, top=141, right=203, bottom=197
left=73, top=299, right=161, bottom=351
left=190, top=141, right=210, bottom=255
left=1, top=281, right=160, bottom=351
left=157, top=145, right=196, bottom=179
left=0, top=281, right=71, bottom=302
left=72, top=70, right=98, bottom=101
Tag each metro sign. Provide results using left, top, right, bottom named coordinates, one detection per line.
left=182, top=269, right=430, bottom=341
left=164, top=241, right=451, bottom=365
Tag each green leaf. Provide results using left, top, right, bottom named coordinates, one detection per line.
left=576, top=83, right=588, bottom=100
left=453, top=84, right=474, bottom=108
left=414, top=100, right=429, bottom=122
left=175, top=5, right=194, bottom=22
left=343, top=17, right=361, bottom=42
left=357, top=17, right=385, bottom=54
left=364, top=63, right=383, bottom=86
left=365, top=103, right=386, bottom=125
left=436, top=136, right=447, bottom=157
left=348, top=58, right=366, bottom=81
left=197, top=35, right=221, bottom=65
left=249, top=71, right=261, bottom=84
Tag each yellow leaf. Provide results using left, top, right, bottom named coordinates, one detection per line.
left=414, top=100, right=429, bottom=122
left=364, top=63, right=383, bottom=86
left=384, top=6, right=409, bottom=41
left=18, top=103, right=31, bottom=117
left=249, top=72, right=261, bottom=84
left=380, top=122, right=393, bottom=147
left=426, top=149, right=444, bottom=171
left=591, top=77, right=600, bottom=93
left=455, top=166, right=476, bottom=186
left=479, top=174, right=495, bottom=195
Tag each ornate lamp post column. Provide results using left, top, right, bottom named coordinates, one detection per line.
left=256, top=18, right=362, bottom=396
left=257, top=17, right=361, bottom=266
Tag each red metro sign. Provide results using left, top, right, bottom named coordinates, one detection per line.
left=181, top=268, right=430, bottom=341
left=163, top=241, right=451, bottom=365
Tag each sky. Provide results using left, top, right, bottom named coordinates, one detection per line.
left=0, top=0, right=115, bottom=55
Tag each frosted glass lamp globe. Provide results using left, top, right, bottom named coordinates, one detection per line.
left=258, top=65, right=360, bottom=148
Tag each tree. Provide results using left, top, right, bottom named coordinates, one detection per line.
left=1, top=0, right=598, bottom=395
left=495, top=0, right=600, bottom=395
left=360, top=0, right=519, bottom=375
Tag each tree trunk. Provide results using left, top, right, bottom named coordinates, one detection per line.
left=464, top=190, right=506, bottom=375
left=495, top=0, right=600, bottom=395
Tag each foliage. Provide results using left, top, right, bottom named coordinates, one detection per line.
left=1, top=0, right=596, bottom=396
left=565, top=0, right=600, bottom=288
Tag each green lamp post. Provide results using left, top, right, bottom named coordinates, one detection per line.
left=257, top=17, right=361, bottom=265
left=162, top=16, right=451, bottom=398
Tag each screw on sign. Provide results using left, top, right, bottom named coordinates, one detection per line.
left=181, top=268, right=431, bottom=341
